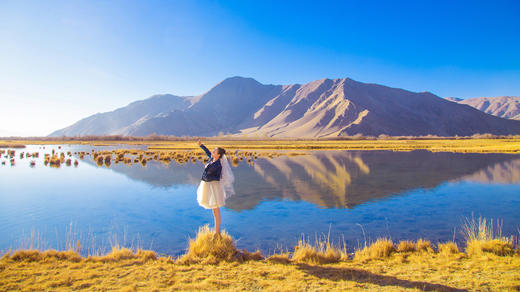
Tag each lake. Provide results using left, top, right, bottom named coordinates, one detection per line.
left=1, top=144, right=519, bottom=257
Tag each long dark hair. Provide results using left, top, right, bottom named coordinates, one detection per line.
left=216, top=147, right=226, bottom=156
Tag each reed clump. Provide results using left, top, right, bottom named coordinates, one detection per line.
left=396, top=240, right=416, bottom=252
left=354, top=238, right=395, bottom=261
left=96, top=155, right=104, bottom=166
left=73, top=147, right=306, bottom=169
left=437, top=241, right=460, bottom=255
left=291, top=235, right=343, bottom=264
left=44, top=154, right=61, bottom=167
left=462, top=216, right=515, bottom=256
left=415, top=238, right=434, bottom=252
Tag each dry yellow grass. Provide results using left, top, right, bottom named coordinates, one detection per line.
left=2, top=138, right=520, bottom=153
left=2, top=217, right=520, bottom=291
left=176, top=225, right=240, bottom=265
left=3, top=138, right=519, bottom=169
left=175, top=225, right=265, bottom=265
left=462, top=216, right=515, bottom=256
left=437, top=242, right=461, bottom=255
left=415, top=238, right=434, bottom=253
left=2, top=242, right=519, bottom=291
left=291, top=235, right=343, bottom=264
left=354, top=238, right=396, bottom=261
left=396, top=240, right=416, bottom=253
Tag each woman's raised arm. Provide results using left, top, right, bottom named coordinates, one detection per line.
left=198, top=140, right=212, bottom=158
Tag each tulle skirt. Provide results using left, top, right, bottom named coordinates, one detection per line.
left=197, top=180, right=226, bottom=209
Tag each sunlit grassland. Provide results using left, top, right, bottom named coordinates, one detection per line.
left=1, top=217, right=519, bottom=291
left=1, top=138, right=520, bottom=153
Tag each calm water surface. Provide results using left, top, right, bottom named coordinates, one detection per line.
left=1, top=144, right=519, bottom=256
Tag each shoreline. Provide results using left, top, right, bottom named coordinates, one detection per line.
left=1, top=219, right=520, bottom=291
left=1, top=137, right=520, bottom=154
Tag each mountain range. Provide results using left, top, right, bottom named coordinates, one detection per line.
left=50, top=77, right=520, bottom=137
left=446, top=96, right=520, bottom=120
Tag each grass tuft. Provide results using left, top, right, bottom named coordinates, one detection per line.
left=415, top=238, right=434, bottom=252
left=467, top=239, right=514, bottom=257
left=266, top=253, right=291, bottom=264
left=86, top=245, right=157, bottom=263
left=176, top=225, right=238, bottom=264
left=354, top=238, right=395, bottom=261
left=291, top=235, right=342, bottom=264
left=237, top=249, right=264, bottom=262
left=397, top=240, right=416, bottom=252
left=462, top=216, right=514, bottom=256
left=438, top=242, right=459, bottom=255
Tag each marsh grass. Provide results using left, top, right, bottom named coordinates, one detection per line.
left=396, top=240, right=416, bottom=252
left=415, top=238, right=433, bottom=252
left=3, top=138, right=520, bottom=154
left=1, top=217, right=520, bottom=290
left=462, top=215, right=515, bottom=256
left=354, top=238, right=396, bottom=261
left=82, top=148, right=280, bottom=169
left=291, top=232, right=346, bottom=264
left=86, top=245, right=156, bottom=263
left=437, top=241, right=460, bottom=255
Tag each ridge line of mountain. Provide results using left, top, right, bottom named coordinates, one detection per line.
left=49, top=76, right=520, bottom=138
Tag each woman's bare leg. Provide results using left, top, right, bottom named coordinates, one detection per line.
left=212, top=207, right=221, bottom=234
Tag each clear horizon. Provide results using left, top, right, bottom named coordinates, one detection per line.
left=1, top=0, right=519, bottom=136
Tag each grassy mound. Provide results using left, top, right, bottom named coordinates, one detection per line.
left=176, top=225, right=263, bottom=264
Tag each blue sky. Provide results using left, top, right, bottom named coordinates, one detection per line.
left=1, top=0, right=519, bottom=136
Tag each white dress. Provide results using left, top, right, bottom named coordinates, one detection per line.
left=197, top=180, right=226, bottom=209
left=196, top=151, right=235, bottom=209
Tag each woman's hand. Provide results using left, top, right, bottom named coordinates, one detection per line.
left=197, top=138, right=202, bottom=146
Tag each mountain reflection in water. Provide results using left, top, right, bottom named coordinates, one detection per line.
left=99, top=150, right=520, bottom=211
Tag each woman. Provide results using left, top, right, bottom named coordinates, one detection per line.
left=196, top=139, right=235, bottom=236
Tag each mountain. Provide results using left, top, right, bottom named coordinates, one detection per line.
left=50, top=77, right=520, bottom=137
left=446, top=96, right=520, bottom=120
left=49, top=94, right=193, bottom=136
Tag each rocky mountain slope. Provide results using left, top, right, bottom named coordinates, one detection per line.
left=446, top=96, right=520, bottom=120
left=50, top=77, right=520, bottom=137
